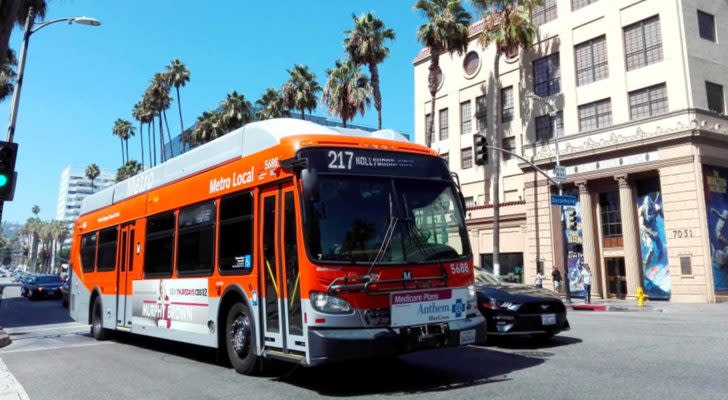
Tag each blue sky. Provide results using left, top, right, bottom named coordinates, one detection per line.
left=0, top=0, right=469, bottom=224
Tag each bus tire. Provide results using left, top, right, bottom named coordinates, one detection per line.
left=225, top=302, right=260, bottom=375
left=91, top=297, right=110, bottom=341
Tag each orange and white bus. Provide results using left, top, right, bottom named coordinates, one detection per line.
left=69, top=118, right=484, bottom=374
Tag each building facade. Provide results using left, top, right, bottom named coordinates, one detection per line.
left=414, top=0, right=728, bottom=302
left=56, top=165, right=115, bottom=244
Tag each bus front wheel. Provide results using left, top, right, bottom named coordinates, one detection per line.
left=225, top=302, right=261, bottom=375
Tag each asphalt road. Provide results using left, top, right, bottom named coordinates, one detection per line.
left=1, top=280, right=727, bottom=400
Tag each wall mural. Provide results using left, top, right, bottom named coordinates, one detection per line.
left=636, top=178, right=670, bottom=299
left=704, top=165, right=728, bottom=291
left=564, top=189, right=586, bottom=297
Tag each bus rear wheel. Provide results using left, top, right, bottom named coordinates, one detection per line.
left=225, top=302, right=261, bottom=375
left=91, top=297, right=110, bottom=340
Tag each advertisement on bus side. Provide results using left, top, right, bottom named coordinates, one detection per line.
left=131, top=279, right=210, bottom=334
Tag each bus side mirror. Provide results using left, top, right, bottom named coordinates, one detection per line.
left=301, top=168, right=320, bottom=202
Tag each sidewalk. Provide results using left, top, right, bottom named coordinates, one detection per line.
left=565, top=297, right=728, bottom=312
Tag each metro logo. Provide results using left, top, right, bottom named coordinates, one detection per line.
left=209, top=166, right=255, bottom=194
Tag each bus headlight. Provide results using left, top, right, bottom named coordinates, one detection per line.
left=310, top=292, right=353, bottom=314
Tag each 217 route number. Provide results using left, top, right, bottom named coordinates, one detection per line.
left=328, top=150, right=354, bottom=170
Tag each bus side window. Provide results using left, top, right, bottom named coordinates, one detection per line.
left=96, top=227, right=119, bottom=272
left=81, top=232, right=97, bottom=273
left=177, top=201, right=216, bottom=276
left=218, top=191, right=254, bottom=274
left=144, top=212, right=176, bottom=278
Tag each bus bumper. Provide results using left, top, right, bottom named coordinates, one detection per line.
left=307, top=316, right=486, bottom=366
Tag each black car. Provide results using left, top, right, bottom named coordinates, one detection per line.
left=474, top=268, right=569, bottom=343
left=20, top=274, right=35, bottom=297
left=61, top=278, right=70, bottom=307
left=25, top=274, right=64, bottom=300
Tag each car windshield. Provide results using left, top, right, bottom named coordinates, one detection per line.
left=475, top=268, right=501, bottom=285
left=37, top=275, right=62, bottom=284
left=303, top=175, right=470, bottom=264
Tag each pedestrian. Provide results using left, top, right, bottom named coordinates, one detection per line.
left=552, top=265, right=562, bottom=293
left=581, top=264, right=592, bottom=304
left=534, top=268, right=544, bottom=289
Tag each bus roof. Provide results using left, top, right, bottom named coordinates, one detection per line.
left=80, top=118, right=411, bottom=216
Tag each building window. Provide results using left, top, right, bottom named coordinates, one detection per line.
left=463, top=51, right=480, bottom=76
left=572, top=0, right=598, bottom=11
left=96, top=227, right=118, bottom=272
left=501, top=86, right=514, bottom=122
left=81, top=232, right=97, bottom=273
left=441, top=152, right=449, bottom=166
left=461, top=147, right=473, bottom=169
left=599, top=192, right=622, bottom=237
left=460, top=101, right=472, bottom=135
left=578, top=98, right=612, bottom=132
left=464, top=196, right=475, bottom=208
left=177, top=201, right=216, bottom=276
left=533, top=53, right=560, bottom=97
left=698, top=10, right=716, bottom=42
left=706, top=81, right=724, bottom=114
left=144, top=211, right=176, bottom=277
left=218, top=192, right=254, bottom=274
left=575, top=35, right=608, bottom=86
left=476, top=95, right=487, bottom=131
left=535, top=111, right=563, bottom=142
left=425, top=113, right=433, bottom=144
left=624, top=16, right=663, bottom=71
left=502, top=136, right=516, bottom=160
left=629, top=83, right=668, bottom=120
left=439, top=108, right=449, bottom=140
left=533, top=0, right=557, bottom=26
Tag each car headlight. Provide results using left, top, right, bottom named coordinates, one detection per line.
left=310, top=292, right=353, bottom=314
left=489, top=298, right=521, bottom=311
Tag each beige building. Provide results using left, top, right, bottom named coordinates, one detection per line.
left=413, top=0, right=728, bottom=302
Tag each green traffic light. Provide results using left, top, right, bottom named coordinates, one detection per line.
left=0, top=174, right=8, bottom=187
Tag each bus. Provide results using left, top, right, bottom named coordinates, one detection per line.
left=69, top=118, right=485, bottom=375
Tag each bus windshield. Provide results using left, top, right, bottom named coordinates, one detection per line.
left=303, top=174, right=470, bottom=264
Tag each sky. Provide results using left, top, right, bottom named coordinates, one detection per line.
left=0, top=0, right=468, bottom=224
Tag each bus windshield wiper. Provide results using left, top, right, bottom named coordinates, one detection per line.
left=367, top=193, right=398, bottom=275
left=401, top=193, right=437, bottom=262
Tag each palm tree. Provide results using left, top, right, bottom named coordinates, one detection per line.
left=16, top=1, right=47, bottom=28
left=165, top=59, right=190, bottom=149
left=415, top=0, right=472, bottom=147
left=0, top=49, right=17, bottom=103
left=31, top=205, right=39, bottom=216
left=116, top=160, right=143, bottom=182
left=472, top=0, right=540, bottom=276
left=120, top=119, right=135, bottom=165
left=131, top=102, right=146, bottom=168
left=281, top=64, right=321, bottom=120
left=187, top=110, right=225, bottom=145
left=255, top=88, right=286, bottom=120
left=220, top=91, right=252, bottom=132
left=48, top=220, right=68, bottom=273
left=112, top=118, right=126, bottom=164
left=146, top=73, right=174, bottom=162
left=344, top=12, right=395, bottom=129
left=85, top=163, right=100, bottom=191
left=322, top=59, right=372, bottom=128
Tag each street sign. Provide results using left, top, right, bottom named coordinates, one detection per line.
left=554, top=165, right=566, bottom=183
left=551, top=194, right=577, bottom=206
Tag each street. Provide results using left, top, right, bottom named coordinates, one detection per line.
left=0, top=279, right=725, bottom=400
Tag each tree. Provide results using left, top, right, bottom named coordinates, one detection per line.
left=119, top=119, right=135, bottom=165
left=415, top=0, right=471, bottom=147
left=344, top=12, right=395, bottom=130
left=219, top=91, right=252, bottom=132
left=48, top=220, right=68, bottom=273
left=131, top=102, right=146, bottom=168
left=187, top=110, right=225, bottom=146
left=472, top=0, right=540, bottom=276
left=255, top=88, right=286, bottom=120
left=85, top=163, right=100, bottom=190
left=322, top=59, right=372, bottom=128
left=31, top=204, right=38, bottom=216
left=112, top=118, right=126, bottom=164
left=165, top=59, right=190, bottom=149
left=0, top=0, right=46, bottom=69
left=281, top=64, right=321, bottom=120
left=116, top=160, right=143, bottom=182
left=0, top=49, right=17, bottom=102
left=146, top=73, right=174, bottom=162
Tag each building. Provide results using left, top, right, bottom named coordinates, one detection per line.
left=56, top=165, right=115, bottom=244
left=414, top=0, right=728, bottom=302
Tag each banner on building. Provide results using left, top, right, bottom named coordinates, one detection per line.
left=564, top=189, right=586, bottom=297
left=704, top=166, right=728, bottom=291
left=636, top=178, right=670, bottom=299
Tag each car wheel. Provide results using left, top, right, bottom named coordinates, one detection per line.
left=91, top=297, right=110, bottom=340
left=225, top=302, right=261, bottom=375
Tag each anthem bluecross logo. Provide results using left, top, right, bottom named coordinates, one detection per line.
left=451, top=299, right=465, bottom=318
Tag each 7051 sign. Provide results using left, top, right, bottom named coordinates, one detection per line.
left=672, top=229, right=694, bottom=239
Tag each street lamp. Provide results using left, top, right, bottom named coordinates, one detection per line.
left=5, top=10, right=101, bottom=143
left=526, top=92, right=572, bottom=303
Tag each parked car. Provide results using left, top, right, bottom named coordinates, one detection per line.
left=61, top=279, right=70, bottom=307
left=474, top=267, right=570, bottom=344
left=20, top=274, right=35, bottom=297
left=25, top=274, right=64, bottom=300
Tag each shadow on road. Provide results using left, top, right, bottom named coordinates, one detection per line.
left=0, top=296, right=72, bottom=329
left=489, top=335, right=583, bottom=350
left=276, top=346, right=544, bottom=396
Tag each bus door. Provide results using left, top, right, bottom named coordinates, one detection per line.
left=115, top=222, right=135, bottom=328
left=260, top=182, right=305, bottom=354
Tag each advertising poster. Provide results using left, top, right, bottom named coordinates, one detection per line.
left=636, top=178, right=670, bottom=299
left=131, top=278, right=211, bottom=334
left=704, top=166, right=728, bottom=291
left=564, top=189, right=586, bottom=297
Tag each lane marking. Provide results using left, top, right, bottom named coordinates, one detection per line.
left=0, top=358, right=30, bottom=400
left=0, top=341, right=111, bottom=354
left=6, top=323, right=89, bottom=336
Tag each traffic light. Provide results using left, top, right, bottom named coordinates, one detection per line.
left=473, top=133, right=488, bottom=166
left=0, top=141, right=18, bottom=201
left=567, top=208, right=578, bottom=231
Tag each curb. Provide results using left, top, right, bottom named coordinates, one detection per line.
left=568, top=304, right=663, bottom=312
